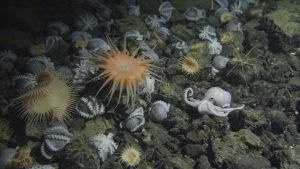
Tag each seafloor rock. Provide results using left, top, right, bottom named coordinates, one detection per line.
left=143, top=122, right=178, bottom=145
left=139, top=0, right=160, bottom=14
left=168, top=154, right=195, bottom=169
left=263, top=53, right=295, bottom=83
left=81, top=116, right=115, bottom=138
left=25, top=122, right=48, bottom=140
left=268, top=110, right=290, bottom=133
left=288, top=77, right=300, bottom=90
left=0, top=119, right=13, bottom=143
left=227, top=154, right=272, bottom=169
left=4, top=5, right=45, bottom=34
left=264, top=1, right=300, bottom=39
left=195, top=155, right=213, bottom=169
left=271, top=144, right=300, bottom=169
left=230, top=107, right=267, bottom=132
left=156, top=82, right=182, bottom=105
left=113, top=16, right=148, bottom=34
left=58, top=135, right=101, bottom=169
left=185, top=130, right=208, bottom=143
left=144, top=144, right=195, bottom=169
left=171, top=0, right=211, bottom=11
left=46, top=39, right=70, bottom=63
left=166, top=106, right=190, bottom=132
left=211, top=129, right=264, bottom=167
left=0, top=28, right=33, bottom=50
left=170, top=24, right=195, bottom=41
left=183, top=144, right=207, bottom=158
left=263, top=0, right=300, bottom=51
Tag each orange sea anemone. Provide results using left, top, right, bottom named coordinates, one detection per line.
left=15, top=69, right=76, bottom=122
left=91, top=36, right=159, bottom=105
left=180, top=55, right=201, bottom=75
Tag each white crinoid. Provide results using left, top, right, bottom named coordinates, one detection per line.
left=14, top=73, right=37, bottom=91
left=76, top=14, right=98, bottom=31
left=230, top=0, right=243, bottom=16
left=45, top=35, right=62, bottom=51
left=198, top=25, right=216, bottom=41
left=90, top=133, right=118, bottom=161
left=46, top=21, right=69, bottom=35
left=145, top=15, right=165, bottom=31
left=72, top=59, right=97, bottom=84
left=128, top=5, right=140, bottom=16
left=26, top=55, right=55, bottom=70
left=208, top=38, right=222, bottom=55
left=0, top=50, right=17, bottom=63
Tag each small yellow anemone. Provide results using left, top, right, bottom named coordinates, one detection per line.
left=120, top=145, right=142, bottom=167
left=13, top=147, right=33, bottom=168
left=74, top=39, right=88, bottom=49
left=29, top=43, right=47, bottom=56
left=15, top=69, right=76, bottom=122
left=189, top=42, right=205, bottom=51
left=220, top=32, right=234, bottom=44
left=180, top=55, right=201, bottom=75
left=220, top=12, right=233, bottom=23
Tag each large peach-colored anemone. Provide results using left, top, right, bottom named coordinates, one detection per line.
left=15, top=69, right=76, bottom=122
left=91, top=37, right=159, bottom=105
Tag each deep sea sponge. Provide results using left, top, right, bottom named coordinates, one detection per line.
left=15, top=69, right=76, bottom=122
left=90, top=36, right=159, bottom=106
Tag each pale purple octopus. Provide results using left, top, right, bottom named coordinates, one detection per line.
left=184, top=87, right=245, bottom=117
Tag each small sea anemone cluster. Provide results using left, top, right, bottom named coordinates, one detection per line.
left=14, top=68, right=76, bottom=122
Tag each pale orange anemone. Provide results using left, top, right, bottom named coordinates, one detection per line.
left=91, top=36, right=159, bottom=105
left=15, top=69, right=76, bottom=122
